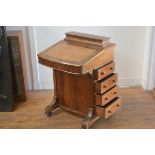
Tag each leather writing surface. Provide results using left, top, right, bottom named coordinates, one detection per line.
left=38, top=32, right=115, bottom=74
left=45, top=41, right=96, bottom=63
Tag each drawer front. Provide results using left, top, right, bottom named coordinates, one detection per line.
left=95, top=86, right=118, bottom=106
left=95, top=73, right=118, bottom=94
left=96, top=97, right=122, bottom=119
left=94, top=61, right=115, bottom=80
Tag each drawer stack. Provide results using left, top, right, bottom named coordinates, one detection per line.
left=94, top=61, right=122, bottom=119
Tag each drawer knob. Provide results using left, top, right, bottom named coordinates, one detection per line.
left=105, top=97, right=108, bottom=101
left=108, top=110, right=112, bottom=113
left=109, top=67, right=113, bottom=70
left=112, top=80, right=116, bottom=83
left=116, top=104, right=120, bottom=107
left=101, top=72, right=104, bottom=75
left=103, top=85, right=107, bottom=88
left=114, top=91, right=117, bottom=94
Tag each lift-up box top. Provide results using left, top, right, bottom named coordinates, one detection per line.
left=38, top=31, right=115, bottom=74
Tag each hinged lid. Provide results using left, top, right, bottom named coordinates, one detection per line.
left=38, top=31, right=115, bottom=74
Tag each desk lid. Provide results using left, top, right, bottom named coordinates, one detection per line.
left=38, top=31, right=115, bottom=74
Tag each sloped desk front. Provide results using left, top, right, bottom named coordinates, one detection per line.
left=38, top=31, right=122, bottom=128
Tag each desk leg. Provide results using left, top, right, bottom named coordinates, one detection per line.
left=45, top=96, right=59, bottom=117
left=81, top=108, right=100, bottom=129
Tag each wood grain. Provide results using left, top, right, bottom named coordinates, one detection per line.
left=94, top=61, right=115, bottom=80
left=38, top=32, right=115, bottom=74
left=95, top=73, right=118, bottom=94
left=96, top=97, right=122, bottom=119
left=95, top=86, right=119, bottom=106
left=0, top=87, right=155, bottom=129
left=55, top=70, right=94, bottom=114
left=45, top=41, right=96, bottom=63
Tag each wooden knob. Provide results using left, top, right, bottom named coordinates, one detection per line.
left=116, top=104, right=120, bottom=107
left=113, top=91, right=117, bottom=94
left=108, top=110, right=112, bottom=113
left=101, top=72, right=104, bottom=75
left=112, top=80, right=116, bottom=83
left=109, top=67, right=113, bottom=70
left=103, top=85, right=107, bottom=88
left=105, top=97, right=108, bottom=101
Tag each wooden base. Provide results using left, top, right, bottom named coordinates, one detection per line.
left=45, top=98, right=100, bottom=129
left=81, top=108, right=100, bottom=129
left=45, top=96, right=59, bottom=117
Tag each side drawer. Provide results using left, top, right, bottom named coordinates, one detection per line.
left=96, top=97, right=122, bottom=119
left=94, top=61, right=115, bottom=80
left=95, top=86, right=118, bottom=106
left=95, top=73, right=118, bottom=94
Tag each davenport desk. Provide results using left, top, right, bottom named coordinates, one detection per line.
left=38, top=32, right=123, bottom=128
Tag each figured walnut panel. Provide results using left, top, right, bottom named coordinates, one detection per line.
left=55, top=70, right=94, bottom=114
left=38, top=32, right=115, bottom=74
left=65, top=31, right=110, bottom=47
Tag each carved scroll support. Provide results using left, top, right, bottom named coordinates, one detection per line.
left=45, top=96, right=59, bottom=117
left=81, top=108, right=100, bottom=129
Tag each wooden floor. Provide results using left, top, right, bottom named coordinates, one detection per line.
left=0, top=86, right=155, bottom=129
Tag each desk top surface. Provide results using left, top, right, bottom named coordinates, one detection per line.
left=38, top=32, right=115, bottom=74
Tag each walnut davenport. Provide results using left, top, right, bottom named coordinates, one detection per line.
left=38, top=31, right=123, bottom=128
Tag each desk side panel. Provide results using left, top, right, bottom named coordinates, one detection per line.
left=82, top=44, right=115, bottom=73
left=55, top=70, right=94, bottom=115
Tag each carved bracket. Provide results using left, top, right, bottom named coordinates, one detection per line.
left=45, top=96, right=59, bottom=117
left=81, top=108, right=100, bottom=129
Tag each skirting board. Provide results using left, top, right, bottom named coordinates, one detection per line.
left=118, top=78, right=141, bottom=88
left=36, top=78, right=141, bottom=90
left=39, top=81, right=54, bottom=90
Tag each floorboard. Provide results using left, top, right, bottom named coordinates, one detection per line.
left=0, top=87, right=155, bottom=129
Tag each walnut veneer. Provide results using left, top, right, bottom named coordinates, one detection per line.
left=38, top=31, right=122, bottom=128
